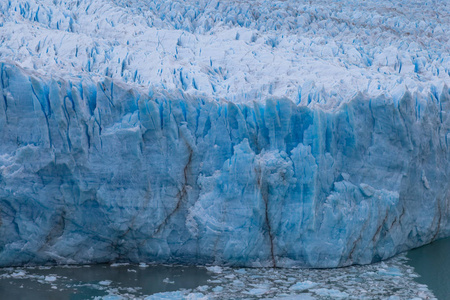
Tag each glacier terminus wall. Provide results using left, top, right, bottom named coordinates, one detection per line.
left=0, top=0, right=450, bottom=268
left=1, top=63, right=449, bottom=267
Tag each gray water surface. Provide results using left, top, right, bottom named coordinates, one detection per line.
left=407, top=237, right=450, bottom=300
left=0, top=264, right=211, bottom=300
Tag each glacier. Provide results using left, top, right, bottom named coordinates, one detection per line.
left=0, top=0, right=450, bottom=268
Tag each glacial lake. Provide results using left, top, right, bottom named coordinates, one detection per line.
left=1, top=240, right=448, bottom=299
left=406, top=237, right=450, bottom=300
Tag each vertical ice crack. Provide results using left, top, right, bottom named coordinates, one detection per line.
left=39, top=210, right=67, bottom=252
left=257, top=168, right=276, bottom=267
left=372, top=209, right=389, bottom=243
left=152, top=143, right=193, bottom=236
left=30, top=82, right=52, bottom=147
left=99, top=81, right=115, bottom=108
left=346, top=214, right=371, bottom=264
left=1, top=94, right=7, bottom=123
left=264, top=194, right=276, bottom=267
left=115, top=183, right=154, bottom=259
left=1, top=62, right=8, bottom=122
left=431, top=200, right=442, bottom=242
left=63, top=96, right=73, bottom=150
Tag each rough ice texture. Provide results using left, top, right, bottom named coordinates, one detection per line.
left=0, top=0, right=450, bottom=268
left=1, top=63, right=449, bottom=268
left=1, top=0, right=449, bottom=108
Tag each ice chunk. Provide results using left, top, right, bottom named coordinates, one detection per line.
left=205, top=266, right=223, bottom=274
left=212, top=286, right=223, bottom=292
left=44, top=276, right=57, bottom=282
left=144, top=291, right=185, bottom=300
left=163, top=278, right=175, bottom=284
left=312, top=288, right=349, bottom=298
left=243, top=288, right=269, bottom=295
left=289, top=281, right=318, bottom=291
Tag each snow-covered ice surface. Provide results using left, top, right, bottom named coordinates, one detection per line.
left=0, top=254, right=437, bottom=299
left=0, top=0, right=450, bottom=268
left=1, top=0, right=449, bottom=108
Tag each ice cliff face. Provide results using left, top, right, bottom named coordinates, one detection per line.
left=0, top=0, right=450, bottom=268
left=1, top=63, right=449, bottom=267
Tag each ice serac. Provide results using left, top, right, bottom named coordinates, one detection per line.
left=1, top=63, right=449, bottom=268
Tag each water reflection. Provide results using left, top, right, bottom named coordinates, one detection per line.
left=407, top=237, right=450, bottom=300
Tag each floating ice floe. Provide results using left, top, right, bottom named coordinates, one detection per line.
left=0, top=255, right=437, bottom=299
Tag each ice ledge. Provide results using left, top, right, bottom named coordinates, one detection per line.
left=0, top=63, right=449, bottom=268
